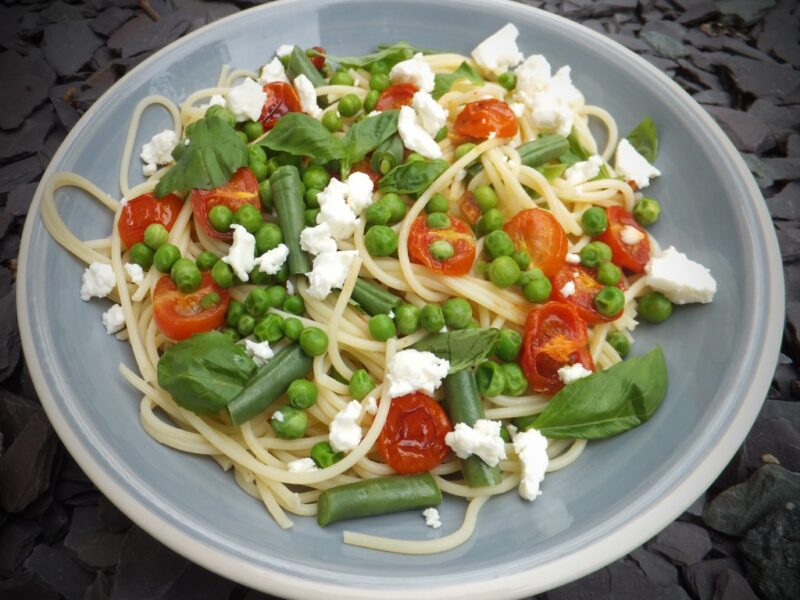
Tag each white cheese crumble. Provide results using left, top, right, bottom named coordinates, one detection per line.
left=510, top=102, right=526, bottom=117
left=563, top=155, right=604, bottom=186
left=513, top=428, right=549, bottom=501
left=286, top=279, right=295, bottom=295
left=306, top=250, right=358, bottom=300
left=411, top=91, right=447, bottom=137
left=557, top=362, right=593, bottom=385
left=620, top=224, right=645, bottom=245
left=471, top=23, right=524, bottom=77
left=390, top=53, right=435, bottom=93
left=316, top=178, right=359, bottom=240
left=645, top=246, right=717, bottom=304
left=397, top=105, right=442, bottom=160
left=514, top=55, right=583, bottom=137
left=329, top=400, right=363, bottom=453
left=363, top=395, right=378, bottom=415
left=386, top=349, right=450, bottom=398
left=422, top=507, right=442, bottom=529
left=80, top=262, right=116, bottom=301
left=444, top=419, right=507, bottom=467
left=101, top=304, right=125, bottom=335
left=245, top=339, right=274, bottom=367
left=565, top=252, right=581, bottom=265
left=275, top=44, right=294, bottom=58
left=287, top=457, right=318, bottom=473
left=560, top=280, right=576, bottom=298
left=124, top=263, right=144, bottom=284
left=272, top=409, right=285, bottom=422
left=222, top=224, right=256, bottom=281
left=227, top=78, right=267, bottom=123
left=615, top=138, right=661, bottom=189
left=255, top=243, right=289, bottom=275
left=140, top=129, right=178, bottom=177
left=300, top=222, right=337, bottom=255
left=259, top=57, right=289, bottom=85
left=199, top=94, right=226, bottom=111
left=344, top=171, right=374, bottom=215
left=293, top=74, right=322, bottom=119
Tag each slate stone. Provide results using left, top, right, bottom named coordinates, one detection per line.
left=712, top=569, right=759, bottom=600
left=748, top=99, right=800, bottom=143
left=740, top=400, right=800, bottom=475
left=42, top=21, right=103, bottom=78
left=39, top=126, right=66, bottom=165
left=629, top=546, right=680, bottom=586
left=114, top=526, right=192, bottom=599
left=0, top=518, right=41, bottom=575
left=98, top=495, right=132, bottom=533
left=688, top=48, right=732, bottom=72
left=49, top=83, right=83, bottom=131
left=763, top=158, right=800, bottom=183
left=65, top=505, right=125, bottom=569
left=693, top=90, right=731, bottom=106
left=24, top=544, right=93, bottom=600
left=641, top=54, right=679, bottom=74
left=89, top=7, right=135, bottom=37
left=108, top=13, right=192, bottom=59
left=0, top=291, right=20, bottom=383
left=677, top=59, right=722, bottom=90
left=741, top=153, right=775, bottom=188
left=161, top=561, right=237, bottom=600
left=776, top=224, right=800, bottom=262
left=722, top=56, right=800, bottom=99
left=83, top=572, right=112, bottom=600
left=721, top=38, right=772, bottom=62
left=6, top=181, right=39, bottom=218
left=641, top=19, right=687, bottom=41
left=787, top=135, right=800, bottom=158
left=607, top=33, right=651, bottom=53
left=685, top=29, right=725, bottom=51
left=0, top=389, right=39, bottom=444
left=0, top=50, right=57, bottom=130
left=545, top=564, right=611, bottom=599
left=39, top=501, right=70, bottom=544
left=718, top=0, right=776, bottom=25
left=642, top=31, right=691, bottom=59
left=704, top=106, right=774, bottom=154
left=683, top=557, right=743, bottom=600
left=0, top=212, right=13, bottom=241
left=0, top=233, right=21, bottom=263
left=647, top=521, right=713, bottom=565
left=0, top=154, right=43, bottom=194
left=739, top=503, right=800, bottom=600
left=676, top=2, right=719, bottom=26
left=0, top=571, right=59, bottom=600
left=0, top=104, right=54, bottom=163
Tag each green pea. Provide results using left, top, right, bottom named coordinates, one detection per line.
left=381, top=193, right=407, bottom=223
left=426, top=212, right=451, bottom=229
left=516, top=267, right=545, bottom=287
left=607, top=331, right=631, bottom=358
left=434, top=126, right=448, bottom=142
left=368, top=314, right=396, bottom=341
left=245, top=287, right=271, bottom=317
left=393, top=303, right=421, bottom=336
left=220, top=327, right=241, bottom=342
left=311, top=441, right=343, bottom=468
left=143, top=223, right=169, bottom=250
left=265, top=157, right=280, bottom=177
left=478, top=208, right=504, bottom=234
left=250, top=159, right=269, bottom=182
left=302, top=165, right=330, bottom=191
left=484, top=230, right=515, bottom=259
left=153, top=244, right=181, bottom=273
left=594, top=286, right=625, bottom=316
left=237, top=314, right=256, bottom=336
left=253, top=313, right=284, bottom=343
left=205, top=104, right=235, bottom=127
left=501, top=363, right=528, bottom=396
left=406, top=153, right=426, bottom=163
left=300, top=327, right=328, bottom=356
left=282, top=294, right=305, bottom=315
left=195, top=251, right=217, bottom=271
left=330, top=71, right=355, bottom=86
left=512, top=250, right=531, bottom=270
left=248, top=143, right=267, bottom=164
left=581, top=206, right=608, bottom=236
left=170, top=258, right=201, bottom=293
left=235, top=130, right=249, bottom=145
left=209, top=205, right=233, bottom=233
left=273, top=262, right=289, bottom=283
left=365, top=202, right=391, bottom=226
left=129, top=243, right=154, bottom=270
left=234, top=204, right=263, bottom=234
left=488, top=256, right=521, bottom=288
left=637, top=292, right=673, bottom=323
left=522, top=277, right=552, bottom=303
left=420, top=303, right=446, bottom=332
left=443, top=298, right=472, bottom=329
left=498, top=71, right=517, bottom=91
left=281, top=317, right=304, bottom=341
left=455, top=143, right=477, bottom=160
left=322, top=110, right=342, bottom=132
left=304, top=208, right=320, bottom=227
left=338, top=94, right=362, bottom=117
left=364, top=225, right=399, bottom=257
left=466, top=318, right=480, bottom=329
left=287, top=379, right=318, bottom=409
left=493, top=329, right=522, bottom=362
left=428, top=240, right=455, bottom=261
left=255, top=222, right=283, bottom=254
left=264, top=285, right=287, bottom=309
left=271, top=406, right=308, bottom=439
left=363, top=90, right=380, bottom=112
left=473, top=185, right=498, bottom=212
left=476, top=361, right=506, bottom=397
left=425, top=192, right=449, bottom=214
left=349, top=369, right=376, bottom=400
left=212, top=259, right=234, bottom=289
left=258, top=180, right=272, bottom=210
left=370, top=60, right=390, bottom=76
left=250, top=268, right=270, bottom=286
left=633, top=197, right=661, bottom=227
left=579, top=241, right=613, bottom=268
left=198, top=292, right=221, bottom=310
left=242, top=120, right=264, bottom=141
left=597, top=262, right=622, bottom=286
left=226, top=303, right=246, bottom=328
left=369, top=72, right=390, bottom=92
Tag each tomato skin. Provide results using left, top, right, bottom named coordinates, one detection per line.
left=309, top=46, right=325, bottom=70
left=551, top=264, right=623, bottom=325
left=520, top=301, right=595, bottom=395
left=377, top=392, right=452, bottom=474
left=190, top=167, right=260, bottom=242
left=597, top=206, right=651, bottom=273
left=408, top=214, right=477, bottom=276
left=453, top=99, right=518, bottom=139
left=350, top=160, right=382, bottom=185
left=117, top=193, right=183, bottom=249
left=458, top=191, right=482, bottom=225
left=153, top=272, right=229, bottom=341
left=503, top=208, right=568, bottom=277
left=259, top=82, right=303, bottom=131
left=375, top=83, right=418, bottom=111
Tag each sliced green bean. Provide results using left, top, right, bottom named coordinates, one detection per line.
left=270, top=166, right=311, bottom=275
left=370, top=134, right=404, bottom=175
left=517, top=134, right=570, bottom=168
left=350, top=277, right=403, bottom=316
left=286, top=45, right=326, bottom=87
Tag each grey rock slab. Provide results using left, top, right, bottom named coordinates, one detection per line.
left=0, top=154, right=44, bottom=194
left=788, top=134, right=800, bottom=158
left=113, top=526, right=191, bottom=599
left=0, top=518, right=41, bottom=576
left=721, top=37, right=773, bottom=62
left=629, top=546, right=680, bottom=586
left=0, top=388, right=38, bottom=442
left=641, top=19, right=687, bottom=41
left=776, top=223, right=800, bottom=262
left=107, top=12, right=192, bottom=59
left=64, top=505, right=125, bottom=569
left=741, top=153, right=775, bottom=188
left=723, top=56, right=800, bottom=98
left=0, top=104, right=54, bottom=163
left=606, top=33, right=650, bottom=53
left=646, top=521, right=713, bottom=565
left=685, top=29, right=725, bottom=51
left=39, top=501, right=69, bottom=544
left=693, top=90, right=731, bottom=106
left=24, top=544, right=93, bottom=600
left=676, top=2, right=720, bottom=26
left=0, top=50, right=56, bottom=130
left=711, top=569, right=760, bottom=600
left=89, top=7, right=135, bottom=37
left=766, top=182, right=800, bottom=221
left=718, top=0, right=776, bottom=25
left=161, top=561, right=237, bottom=600
left=677, top=59, right=722, bottom=89
left=41, top=21, right=103, bottom=78
left=641, top=31, right=691, bottom=59
left=0, top=290, right=20, bottom=383
left=739, top=399, right=800, bottom=473
left=704, top=106, right=775, bottom=154
left=83, top=572, right=112, bottom=600
left=747, top=99, right=799, bottom=143
left=763, top=157, right=800, bottom=182
left=6, top=181, right=39, bottom=218
left=683, top=557, right=743, bottom=600
left=98, top=495, right=132, bottom=533
left=687, top=48, right=731, bottom=72
left=0, top=572, right=59, bottom=600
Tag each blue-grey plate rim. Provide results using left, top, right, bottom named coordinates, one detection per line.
left=16, top=0, right=784, bottom=598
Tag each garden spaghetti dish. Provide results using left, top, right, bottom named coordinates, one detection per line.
left=41, top=24, right=718, bottom=554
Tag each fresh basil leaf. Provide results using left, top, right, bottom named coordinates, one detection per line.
left=433, top=62, right=484, bottom=99
left=157, top=331, right=257, bottom=415
left=412, top=328, right=499, bottom=374
left=536, top=163, right=567, bottom=180
left=378, top=159, right=449, bottom=194
left=286, top=45, right=326, bottom=87
left=560, top=129, right=590, bottom=167
left=528, top=347, right=668, bottom=439
left=327, top=42, right=431, bottom=70
left=340, top=110, right=399, bottom=176
left=260, top=113, right=344, bottom=162
left=154, top=116, right=248, bottom=198
left=626, top=116, right=659, bottom=163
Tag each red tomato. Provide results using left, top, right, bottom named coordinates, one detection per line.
left=375, top=83, right=418, bottom=111
left=597, top=206, right=651, bottom=273
left=520, top=301, right=594, bottom=395
left=309, top=46, right=325, bottom=70
left=350, top=159, right=382, bottom=185
left=377, top=392, right=452, bottom=474
left=503, top=208, right=568, bottom=278
left=458, top=191, right=482, bottom=225
left=117, top=193, right=183, bottom=249
left=453, top=99, right=518, bottom=139
left=408, top=214, right=477, bottom=276
left=190, top=167, right=260, bottom=242
left=551, top=264, right=623, bottom=325
left=153, top=272, right=229, bottom=341
left=259, top=82, right=303, bottom=131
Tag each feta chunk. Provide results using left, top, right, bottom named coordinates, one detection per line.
left=300, top=222, right=337, bottom=255
left=471, top=23, right=524, bottom=77
left=286, top=279, right=295, bottom=295
left=363, top=395, right=378, bottom=415
left=557, top=362, right=593, bottom=385
left=560, top=280, right=576, bottom=298
left=620, top=224, right=645, bottom=245
left=422, top=507, right=442, bottom=529
left=287, top=457, right=318, bottom=473
left=272, top=410, right=284, bottom=422
left=80, top=262, right=116, bottom=301
left=293, top=74, right=322, bottom=119
left=386, top=349, right=450, bottom=398
left=615, top=138, right=661, bottom=189
left=275, top=44, right=294, bottom=58
left=316, top=178, right=359, bottom=240
left=255, top=243, right=289, bottom=275
left=124, top=263, right=144, bottom=284
left=566, top=252, right=581, bottom=265
left=222, top=224, right=256, bottom=281
left=398, top=105, right=442, bottom=159
left=344, top=171, right=374, bottom=215
left=329, top=400, right=363, bottom=452
left=411, top=91, right=447, bottom=137
left=101, top=304, right=125, bottom=335
left=514, top=58, right=582, bottom=137
left=563, top=155, right=604, bottom=186
left=199, top=94, right=227, bottom=111
left=226, top=78, right=267, bottom=123
left=645, top=246, right=716, bottom=304
left=245, top=340, right=274, bottom=367
left=140, top=129, right=178, bottom=177
left=513, top=428, right=549, bottom=501
left=259, top=57, right=289, bottom=85
left=514, top=55, right=552, bottom=94
left=444, top=419, right=507, bottom=467
left=306, top=250, right=357, bottom=300
left=390, top=53, right=435, bottom=93
left=509, top=102, right=526, bottom=117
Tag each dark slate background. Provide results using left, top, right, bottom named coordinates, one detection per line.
left=0, top=0, right=798, bottom=599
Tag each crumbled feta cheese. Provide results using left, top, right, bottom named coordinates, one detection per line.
left=557, top=362, right=593, bottom=385
left=245, top=339, right=274, bottom=367
left=645, top=246, right=717, bottom=304
left=411, top=91, right=447, bottom=137
left=329, top=400, right=363, bottom=452
left=620, top=225, right=645, bottom=245
left=259, top=57, right=289, bottom=85
left=510, top=102, right=526, bottom=117
left=513, top=429, right=549, bottom=501
left=560, top=280, right=576, bottom=298
left=255, top=243, right=289, bottom=275
left=344, top=171, right=374, bottom=215
left=306, top=250, right=358, bottom=300
left=422, top=507, right=442, bottom=529
left=293, top=74, right=322, bottom=118
left=101, top=304, right=125, bottom=335
left=222, top=224, right=256, bottom=281
left=300, top=222, right=338, bottom=255
left=286, top=279, right=295, bottom=295
left=514, top=55, right=552, bottom=94
left=200, top=94, right=226, bottom=111
left=386, top=349, right=450, bottom=398
left=471, top=23, right=524, bottom=77
left=363, top=395, right=378, bottom=415
left=80, top=262, right=116, bottom=301
left=444, top=419, right=507, bottom=467
left=272, top=409, right=285, bottom=422
left=615, top=138, right=661, bottom=189
left=390, top=53, right=435, bottom=93
left=287, top=457, right=318, bottom=473
left=563, top=155, right=604, bottom=186
left=565, top=253, right=581, bottom=265
left=275, top=44, right=294, bottom=58
left=398, top=105, right=442, bottom=159
left=140, top=129, right=178, bottom=176
left=124, top=263, right=144, bottom=284
left=514, top=57, right=582, bottom=137
left=227, top=78, right=267, bottom=123
left=316, top=178, right=359, bottom=240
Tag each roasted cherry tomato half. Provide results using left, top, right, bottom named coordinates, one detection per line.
left=458, top=190, right=482, bottom=225
left=597, top=206, right=651, bottom=273
left=503, top=208, right=568, bottom=278
left=309, top=46, right=326, bottom=70
left=408, top=214, right=477, bottom=276
left=551, top=264, right=624, bottom=325
left=259, top=81, right=303, bottom=131
left=153, top=272, right=229, bottom=341
left=375, top=83, right=418, bottom=111
left=453, top=99, right=518, bottom=139
left=190, top=167, right=260, bottom=242
left=520, top=301, right=594, bottom=395
left=117, top=192, right=183, bottom=249
left=377, top=392, right=452, bottom=474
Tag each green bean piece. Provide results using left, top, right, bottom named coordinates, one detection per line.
left=581, top=206, right=608, bottom=236
left=434, top=126, right=448, bottom=142
left=633, top=197, right=661, bottom=226
left=488, top=256, right=520, bottom=288
left=245, top=287, right=270, bottom=317
left=287, top=379, right=318, bottom=409
left=281, top=317, right=304, bottom=341
left=299, top=327, right=328, bottom=356
left=143, top=223, right=169, bottom=250
left=270, top=166, right=311, bottom=275
left=129, top=243, right=154, bottom=269
left=476, top=361, right=506, bottom=397
left=501, top=363, right=528, bottom=396
left=443, top=298, right=473, bottom=329
left=484, top=230, right=514, bottom=259
left=286, top=45, right=326, bottom=87
left=606, top=331, right=631, bottom=358
left=209, top=205, right=233, bottom=233
left=195, top=251, right=218, bottom=271
left=493, top=329, right=522, bottom=362
left=420, top=303, right=446, bottom=332
left=393, top=303, right=421, bottom=336
left=371, top=134, right=405, bottom=176
left=206, top=104, right=235, bottom=127
left=351, top=277, right=403, bottom=315
left=517, top=134, right=570, bottom=168
left=637, top=292, right=673, bottom=323
left=153, top=244, right=181, bottom=273
left=271, top=406, right=308, bottom=439
left=368, top=314, right=396, bottom=341
left=597, top=262, right=622, bottom=286
left=349, top=368, right=376, bottom=400
left=311, top=441, right=343, bottom=468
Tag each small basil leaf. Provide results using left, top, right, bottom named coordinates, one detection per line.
left=536, top=163, right=567, bottom=180
left=412, top=328, right=500, bottom=374
left=261, top=113, right=345, bottom=163
left=327, top=42, right=434, bottom=70
left=378, top=159, right=449, bottom=195
left=340, top=110, right=399, bottom=175
left=433, top=61, right=484, bottom=99
left=626, top=116, right=659, bottom=164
